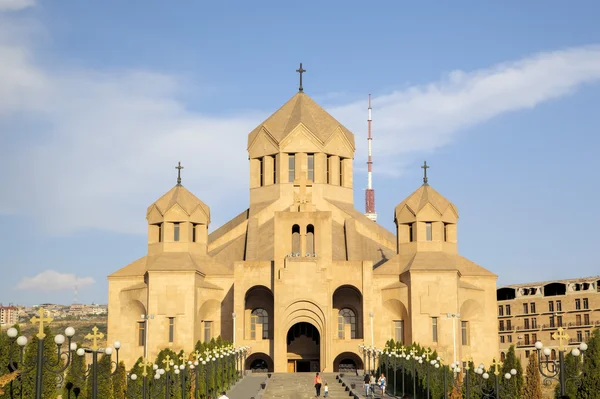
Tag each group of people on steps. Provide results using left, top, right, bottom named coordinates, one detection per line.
left=363, top=372, right=387, bottom=397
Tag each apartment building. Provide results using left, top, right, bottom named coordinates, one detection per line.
left=497, top=276, right=600, bottom=362
left=0, top=304, right=19, bottom=326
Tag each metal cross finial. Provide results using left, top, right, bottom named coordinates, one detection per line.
left=175, top=161, right=184, bottom=186
left=421, top=161, right=430, bottom=186
left=163, top=354, right=173, bottom=371
left=140, top=358, right=153, bottom=377
left=193, top=350, right=201, bottom=362
left=296, top=63, right=306, bottom=92
left=179, top=352, right=187, bottom=364
left=30, top=308, right=53, bottom=339
left=552, top=327, right=570, bottom=351
left=490, top=358, right=503, bottom=376
left=84, top=326, right=104, bottom=351
left=424, top=348, right=432, bottom=361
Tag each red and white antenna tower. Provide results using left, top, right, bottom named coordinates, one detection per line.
left=365, top=94, right=377, bottom=222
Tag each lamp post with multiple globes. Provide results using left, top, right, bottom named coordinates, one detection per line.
left=535, top=327, right=588, bottom=399
left=6, top=308, right=76, bottom=399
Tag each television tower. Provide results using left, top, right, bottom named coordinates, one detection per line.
left=365, top=94, right=377, bottom=222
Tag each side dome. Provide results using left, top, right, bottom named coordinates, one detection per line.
left=147, top=185, right=210, bottom=225
left=394, top=184, right=458, bottom=223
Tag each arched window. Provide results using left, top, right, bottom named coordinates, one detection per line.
left=306, top=224, right=315, bottom=256
left=338, top=308, right=356, bottom=339
left=551, top=349, right=556, bottom=360
left=251, top=308, right=269, bottom=339
left=500, top=352, right=506, bottom=362
left=292, top=225, right=300, bottom=255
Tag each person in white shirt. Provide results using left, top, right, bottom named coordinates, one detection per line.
left=217, top=392, right=229, bottom=399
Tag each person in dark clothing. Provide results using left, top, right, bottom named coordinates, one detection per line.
left=364, top=374, right=371, bottom=396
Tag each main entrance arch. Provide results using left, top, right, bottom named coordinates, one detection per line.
left=286, top=322, right=320, bottom=372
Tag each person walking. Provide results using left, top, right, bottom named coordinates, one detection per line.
left=323, top=382, right=329, bottom=397
left=364, top=374, right=371, bottom=396
left=378, top=373, right=387, bottom=397
left=314, top=372, right=322, bottom=397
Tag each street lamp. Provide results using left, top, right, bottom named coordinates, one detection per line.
left=535, top=327, right=587, bottom=398
left=369, top=312, right=374, bottom=346
left=446, top=312, right=461, bottom=365
left=6, top=310, right=76, bottom=399
left=140, top=314, right=154, bottom=359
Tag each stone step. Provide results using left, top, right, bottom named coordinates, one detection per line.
left=262, top=373, right=358, bottom=399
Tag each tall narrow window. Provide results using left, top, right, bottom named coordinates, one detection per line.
left=576, top=314, right=582, bottom=326
left=523, top=303, right=528, bottom=314
left=524, top=318, right=530, bottom=329
left=499, top=320, right=505, bottom=331
left=173, top=223, right=180, bottom=242
left=557, top=315, right=563, bottom=327
left=138, top=322, right=146, bottom=346
left=338, top=308, right=357, bottom=339
left=506, top=305, right=511, bottom=316
left=394, top=320, right=404, bottom=344
left=272, top=155, right=277, bottom=184
left=251, top=308, right=269, bottom=340
left=326, top=155, right=331, bottom=184
left=292, top=224, right=300, bottom=255
left=575, top=299, right=581, bottom=310
left=204, top=321, right=212, bottom=342
left=288, top=153, right=296, bottom=182
left=583, top=298, right=589, bottom=309
left=306, top=224, right=315, bottom=255
left=432, top=317, right=438, bottom=342
left=507, top=320, right=512, bottom=330
left=524, top=334, right=530, bottom=345
left=530, top=303, right=536, bottom=313
left=425, top=222, right=432, bottom=241
left=409, top=224, right=414, bottom=242
left=158, top=223, right=162, bottom=243
left=556, top=300, right=562, bottom=312
left=259, top=157, right=264, bottom=186
left=577, top=331, right=583, bottom=342
left=443, top=223, right=449, bottom=241
left=549, top=315, right=555, bottom=327
left=307, top=154, right=314, bottom=182
left=498, top=306, right=504, bottom=316
left=532, top=333, right=537, bottom=343
left=339, top=158, right=344, bottom=186
left=584, top=313, right=590, bottom=325
left=461, top=321, right=469, bottom=345
left=549, top=301, right=554, bottom=312
left=532, top=317, right=537, bottom=328
left=168, top=317, right=175, bottom=343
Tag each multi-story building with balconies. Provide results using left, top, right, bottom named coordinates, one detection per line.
left=497, top=276, right=600, bottom=361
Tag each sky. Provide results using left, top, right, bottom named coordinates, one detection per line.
left=1, top=0, right=600, bottom=306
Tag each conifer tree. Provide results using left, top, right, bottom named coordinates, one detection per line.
left=62, top=350, right=87, bottom=399
left=501, top=345, right=523, bottom=398
left=112, top=361, right=126, bottom=399
left=125, top=358, right=143, bottom=399
left=96, top=353, right=114, bottom=399
left=21, top=325, right=62, bottom=399
left=577, top=329, right=600, bottom=399
left=449, top=370, right=462, bottom=399
left=522, top=354, right=542, bottom=399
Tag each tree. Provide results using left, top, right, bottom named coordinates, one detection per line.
left=96, top=353, right=114, bottom=399
left=62, top=351, right=87, bottom=399
left=522, top=354, right=542, bottom=399
left=449, top=370, right=463, bottom=399
left=112, top=361, right=126, bottom=399
left=502, top=345, right=523, bottom=398
left=21, top=325, right=62, bottom=399
left=125, top=358, right=143, bottom=399
left=554, top=350, right=580, bottom=399
left=577, top=329, right=600, bottom=399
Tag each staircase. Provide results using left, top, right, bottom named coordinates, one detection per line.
left=262, top=373, right=358, bottom=398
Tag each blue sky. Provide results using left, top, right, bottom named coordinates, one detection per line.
left=1, top=0, right=600, bottom=306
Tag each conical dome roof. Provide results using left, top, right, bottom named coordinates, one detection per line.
left=247, top=92, right=355, bottom=147
left=394, top=184, right=458, bottom=220
left=146, top=185, right=210, bottom=222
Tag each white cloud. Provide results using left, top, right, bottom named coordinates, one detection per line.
left=0, top=0, right=35, bottom=11
left=1, top=14, right=600, bottom=235
left=16, top=270, right=95, bottom=292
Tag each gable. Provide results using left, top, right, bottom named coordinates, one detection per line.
left=164, top=203, right=189, bottom=222
left=324, top=127, right=355, bottom=158
left=415, top=202, right=442, bottom=221
left=395, top=205, right=416, bottom=224
left=441, top=205, right=459, bottom=222
left=146, top=205, right=163, bottom=224
left=279, top=123, right=324, bottom=153
left=247, top=127, right=280, bottom=158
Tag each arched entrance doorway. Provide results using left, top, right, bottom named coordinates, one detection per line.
left=286, top=322, right=320, bottom=372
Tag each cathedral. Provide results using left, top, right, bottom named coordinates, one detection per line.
left=107, top=72, right=499, bottom=372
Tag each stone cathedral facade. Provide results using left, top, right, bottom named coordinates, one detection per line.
left=107, top=86, right=499, bottom=372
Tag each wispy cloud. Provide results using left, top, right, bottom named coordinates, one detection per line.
left=0, top=0, right=35, bottom=11
left=16, top=270, right=95, bottom=292
left=1, top=13, right=600, bottom=235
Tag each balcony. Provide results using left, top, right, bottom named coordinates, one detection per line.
left=515, top=325, right=541, bottom=332
left=516, top=341, right=536, bottom=348
left=541, top=323, right=564, bottom=330
left=567, top=321, right=593, bottom=328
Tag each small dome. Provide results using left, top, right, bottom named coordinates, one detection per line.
left=146, top=185, right=210, bottom=223
left=394, top=184, right=458, bottom=221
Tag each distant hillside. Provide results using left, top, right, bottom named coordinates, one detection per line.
left=18, top=316, right=108, bottom=348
